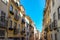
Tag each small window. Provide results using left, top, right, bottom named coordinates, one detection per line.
left=58, top=7, right=60, bottom=19
left=14, top=22, right=17, bottom=28
left=15, top=9, right=18, bottom=14
left=0, top=30, right=5, bottom=36
left=55, top=33, right=57, bottom=40
left=1, top=11, right=5, bottom=22
left=51, top=34, right=53, bottom=40
left=18, top=24, right=20, bottom=32
left=53, top=13, right=55, bottom=20
left=10, top=5, right=13, bottom=11
left=9, top=20, right=12, bottom=28
left=52, top=0, right=54, bottom=7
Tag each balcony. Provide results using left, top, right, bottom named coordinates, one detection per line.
left=44, top=35, right=47, bottom=39
left=9, top=10, right=14, bottom=15
left=29, top=24, right=32, bottom=29
left=14, top=28, right=18, bottom=35
left=44, top=27, right=48, bottom=32
left=14, top=14, right=20, bottom=21
left=21, top=29, right=25, bottom=35
left=0, top=17, right=8, bottom=28
left=21, top=18, right=25, bottom=24
left=9, top=27, right=14, bottom=30
left=53, top=20, right=57, bottom=30
left=49, top=24, right=52, bottom=31
left=44, top=31, right=47, bottom=39
left=32, top=31, right=34, bottom=34
left=11, top=0, right=19, bottom=9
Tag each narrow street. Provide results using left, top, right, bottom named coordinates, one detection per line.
left=0, top=0, right=60, bottom=40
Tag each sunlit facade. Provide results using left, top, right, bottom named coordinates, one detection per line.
left=43, top=0, right=51, bottom=40
left=0, top=0, right=40, bottom=40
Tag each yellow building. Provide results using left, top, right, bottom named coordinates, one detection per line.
left=8, top=0, right=21, bottom=40
left=43, top=0, right=51, bottom=40
left=19, top=5, right=26, bottom=40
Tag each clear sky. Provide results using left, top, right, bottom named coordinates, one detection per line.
left=20, top=0, right=46, bottom=32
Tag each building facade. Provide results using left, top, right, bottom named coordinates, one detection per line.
left=0, top=0, right=38, bottom=40
left=42, top=0, right=60, bottom=40
left=43, top=0, right=51, bottom=40
left=8, top=0, right=21, bottom=40
left=0, top=0, right=9, bottom=40
left=50, top=0, right=60, bottom=40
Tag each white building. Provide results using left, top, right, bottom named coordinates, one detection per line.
left=50, top=0, right=60, bottom=40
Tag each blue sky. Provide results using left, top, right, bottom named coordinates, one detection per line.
left=20, top=0, right=46, bottom=32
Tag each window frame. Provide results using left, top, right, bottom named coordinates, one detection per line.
left=1, top=11, right=6, bottom=22
left=55, top=33, right=57, bottom=40
left=10, top=5, right=13, bottom=12
left=58, top=6, right=60, bottom=19
left=9, top=20, right=12, bottom=28
left=52, top=0, right=54, bottom=7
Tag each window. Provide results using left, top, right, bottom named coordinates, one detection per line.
left=9, top=20, right=12, bottom=28
left=55, top=33, right=57, bottom=40
left=1, top=11, right=5, bottom=22
left=15, top=2, right=18, bottom=6
left=51, top=34, right=53, bottom=40
left=53, top=13, right=55, bottom=20
left=27, top=32, right=29, bottom=36
left=26, top=22, right=28, bottom=28
left=58, top=7, right=60, bottom=19
left=0, top=30, right=5, bottom=37
left=52, top=0, right=54, bottom=7
left=18, top=24, right=20, bottom=33
left=15, top=9, right=18, bottom=14
left=14, top=22, right=17, bottom=34
left=10, top=5, right=13, bottom=11
left=14, top=22, right=17, bottom=28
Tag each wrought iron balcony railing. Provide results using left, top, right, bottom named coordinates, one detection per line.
left=0, top=17, right=8, bottom=28
left=53, top=20, right=57, bottom=30
left=21, top=18, right=25, bottom=24
left=44, top=27, right=48, bottom=32
left=9, top=26, right=14, bottom=30
left=49, top=23, right=52, bottom=31
left=21, top=28, right=25, bottom=35
left=44, top=31, right=47, bottom=39
left=14, top=27, right=19, bottom=35
left=9, top=10, right=14, bottom=15
left=14, top=14, right=20, bottom=21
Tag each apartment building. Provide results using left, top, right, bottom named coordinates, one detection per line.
left=49, top=0, right=60, bottom=40
left=40, top=29, right=44, bottom=40
left=25, top=16, right=31, bottom=40
left=0, top=0, right=37, bottom=40
left=7, top=0, right=21, bottom=40
left=25, top=16, right=34, bottom=40
left=29, top=22, right=34, bottom=40
left=35, top=30, right=40, bottom=40
left=0, top=0, right=9, bottom=40
left=43, top=0, right=51, bottom=40
left=19, top=5, right=26, bottom=40
left=34, top=26, right=37, bottom=40
left=43, top=0, right=60, bottom=40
